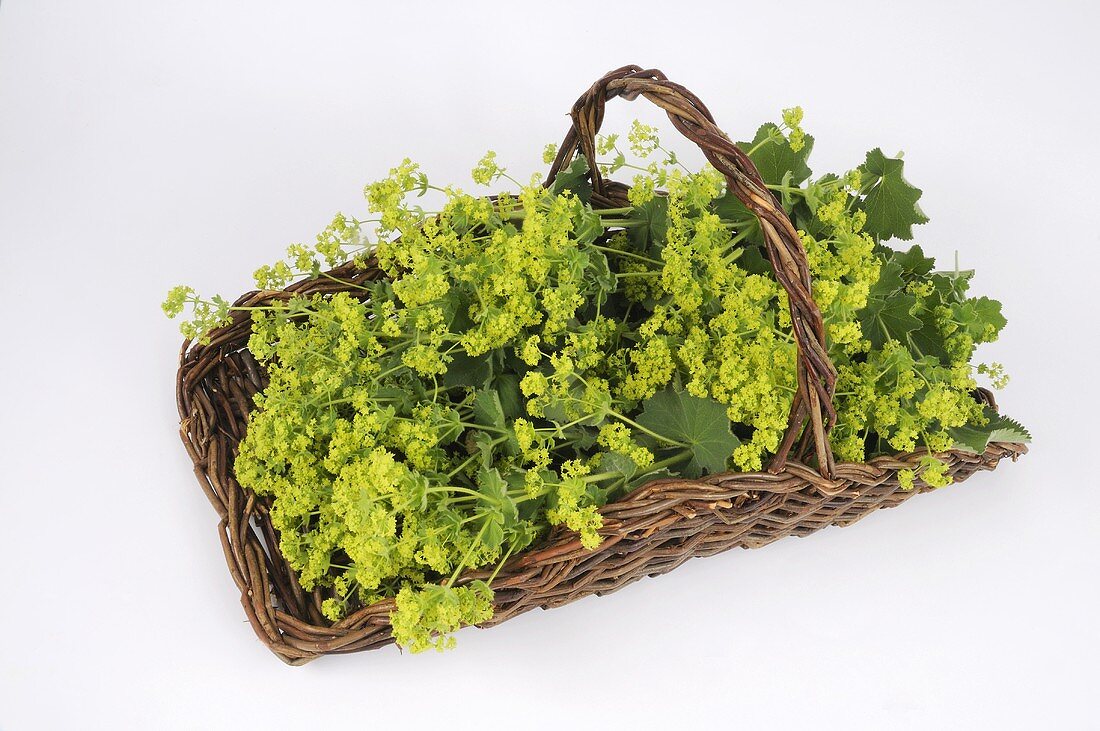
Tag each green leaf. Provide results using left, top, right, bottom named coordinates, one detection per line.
left=549, top=155, right=592, bottom=203
left=989, top=414, right=1031, bottom=444
left=858, top=148, right=929, bottom=241
left=477, top=467, right=518, bottom=528
left=541, top=392, right=571, bottom=424
left=441, top=350, right=493, bottom=389
left=953, top=296, right=1007, bottom=341
left=712, top=192, right=764, bottom=248
left=905, top=320, right=949, bottom=362
left=560, top=247, right=591, bottom=281
left=505, top=469, right=553, bottom=521
left=929, top=269, right=971, bottom=304
left=636, top=388, right=740, bottom=478
left=585, top=249, right=617, bottom=304
left=872, top=258, right=906, bottom=296
left=434, top=407, right=464, bottom=445
left=473, top=389, right=520, bottom=455
left=481, top=514, right=504, bottom=553
left=948, top=411, right=996, bottom=454
left=736, top=243, right=772, bottom=275
left=571, top=197, right=604, bottom=246
left=857, top=257, right=932, bottom=351
left=469, top=430, right=496, bottom=472
left=401, top=472, right=431, bottom=512
left=626, top=195, right=669, bottom=253
left=889, top=244, right=935, bottom=276
left=858, top=288, right=922, bottom=350
left=737, top=123, right=815, bottom=186
left=949, top=409, right=1031, bottom=453
left=948, top=425, right=991, bottom=454
left=543, top=381, right=610, bottom=428
left=370, top=386, right=414, bottom=413
left=492, top=374, right=523, bottom=420
left=477, top=466, right=508, bottom=502
left=571, top=426, right=598, bottom=451
left=711, top=189, right=753, bottom=223
left=472, top=389, right=506, bottom=430
left=586, top=453, right=637, bottom=505
left=597, top=452, right=637, bottom=482
left=438, top=287, right=476, bottom=335
left=801, top=173, right=839, bottom=215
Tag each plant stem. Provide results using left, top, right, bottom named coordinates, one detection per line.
left=446, top=520, right=490, bottom=588
left=591, top=244, right=662, bottom=266
left=609, top=410, right=688, bottom=448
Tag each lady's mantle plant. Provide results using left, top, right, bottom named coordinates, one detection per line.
left=165, top=112, right=1028, bottom=652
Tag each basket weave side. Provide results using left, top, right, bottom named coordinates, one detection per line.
left=177, top=264, right=1025, bottom=665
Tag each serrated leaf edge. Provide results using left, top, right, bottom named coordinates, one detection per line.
left=988, top=414, right=1031, bottom=444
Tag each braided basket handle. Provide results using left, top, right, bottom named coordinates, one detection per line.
left=544, top=65, right=839, bottom=478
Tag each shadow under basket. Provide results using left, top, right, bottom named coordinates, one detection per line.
left=174, top=65, right=1026, bottom=664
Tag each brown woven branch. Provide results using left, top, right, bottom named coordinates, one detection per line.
left=175, top=67, right=1027, bottom=664
left=545, top=65, right=836, bottom=476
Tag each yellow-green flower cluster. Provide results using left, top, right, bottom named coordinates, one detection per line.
left=782, top=106, right=806, bottom=152
left=598, top=423, right=654, bottom=470
left=391, top=581, right=494, bottom=652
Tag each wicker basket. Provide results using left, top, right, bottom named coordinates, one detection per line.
left=176, top=66, right=1026, bottom=664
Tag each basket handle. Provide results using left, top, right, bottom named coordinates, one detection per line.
left=544, top=65, right=838, bottom=478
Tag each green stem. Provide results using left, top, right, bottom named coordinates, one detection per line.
left=584, top=450, right=692, bottom=484
left=456, top=421, right=509, bottom=435
left=656, top=143, right=692, bottom=174
left=446, top=520, right=490, bottom=588
left=318, top=271, right=373, bottom=291
left=726, top=227, right=754, bottom=248
left=746, top=131, right=784, bottom=157
left=648, top=451, right=693, bottom=471
left=591, top=244, right=662, bottom=266
left=599, top=159, right=653, bottom=174
left=487, top=543, right=518, bottom=585
left=765, top=184, right=805, bottom=194
left=538, top=415, right=590, bottom=435
left=425, top=485, right=486, bottom=501
left=609, top=410, right=688, bottom=448
left=445, top=453, right=480, bottom=479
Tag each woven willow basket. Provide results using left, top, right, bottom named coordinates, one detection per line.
left=176, top=66, right=1026, bottom=664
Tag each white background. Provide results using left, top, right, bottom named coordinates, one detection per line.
left=1, top=1, right=1097, bottom=728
